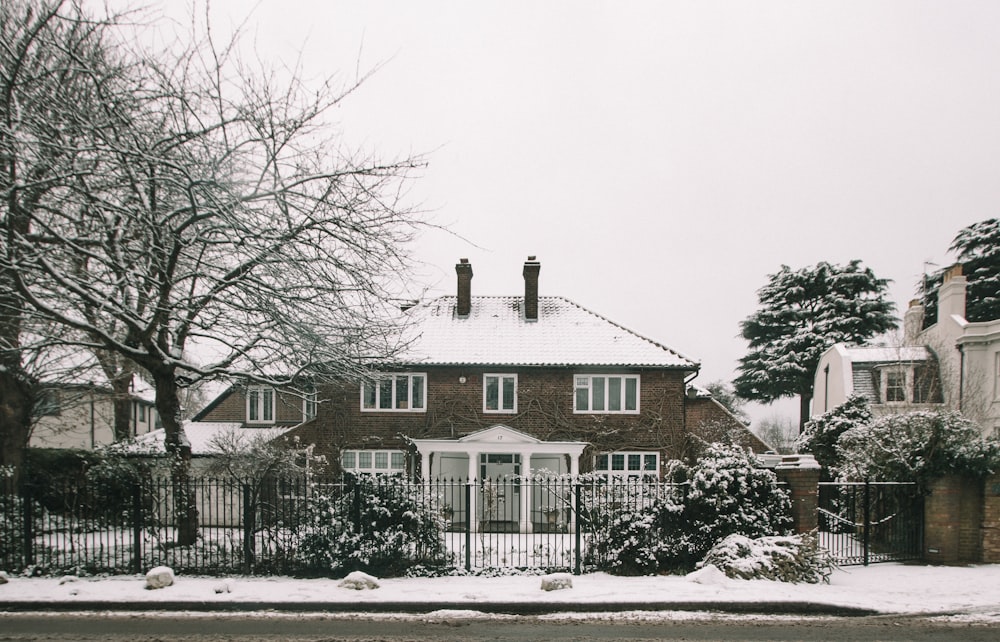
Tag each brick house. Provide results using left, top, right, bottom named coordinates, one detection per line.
left=190, top=258, right=766, bottom=479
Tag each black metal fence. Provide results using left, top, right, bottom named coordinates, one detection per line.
left=0, top=473, right=683, bottom=576
left=817, top=481, right=924, bottom=566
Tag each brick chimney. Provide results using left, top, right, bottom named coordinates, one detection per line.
left=456, top=258, right=473, bottom=317
left=522, top=256, right=540, bottom=321
left=937, top=263, right=967, bottom=325
left=903, top=299, right=924, bottom=345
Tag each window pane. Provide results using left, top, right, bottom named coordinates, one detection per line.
left=485, top=376, right=499, bottom=410
left=611, top=453, right=625, bottom=471
left=575, top=387, right=589, bottom=411
left=886, top=372, right=906, bottom=402
left=608, top=377, right=622, bottom=411
left=644, top=454, right=657, bottom=471
left=395, top=375, right=409, bottom=409
left=592, top=377, right=605, bottom=411
left=359, top=452, right=372, bottom=468
left=411, top=375, right=425, bottom=409
left=248, top=390, right=259, bottom=421
left=628, top=454, right=641, bottom=470
left=342, top=452, right=355, bottom=469
left=262, top=389, right=273, bottom=420
left=391, top=452, right=404, bottom=469
left=363, top=383, right=376, bottom=409
left=379, top=379, right=393, bottom=409
left=625, top=378, right=638, bottom=410
left=502, top=377, right=515, bottom=410
left=596, top=454, right=609, bottom=470
left=375, top=452, right=389, bottom=469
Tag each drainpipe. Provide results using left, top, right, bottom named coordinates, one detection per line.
left=957, top=344, right=965, bottom=413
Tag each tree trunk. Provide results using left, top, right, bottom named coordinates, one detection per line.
left=153, top=369, right=199, bottom=545
left=0, top=369, right=33, bottom=491
left=110, top=371, right=134, bottom=443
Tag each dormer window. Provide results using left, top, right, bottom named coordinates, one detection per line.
left=247, top=386, right=275, bottom=424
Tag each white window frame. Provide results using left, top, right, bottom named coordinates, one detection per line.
left=593, top=451, right=659, bottom=479
left=995, top=352, right=1000, bottom=401
left=361, top=373, right=427, bottom=412
left=341, top=449, right=406, bottom=474
left=303, top=389, right=318, bottom=420
left=483, top=374, right=517, bottom=414
left=246, top=385, right=275, bottom=424
left=574, top=374, right=640, bottom=414
left=881, top=368, right=909, bottom=404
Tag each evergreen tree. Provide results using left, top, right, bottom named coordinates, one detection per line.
left=922, top=218, right=1000, bottom=325
left=734, top=261, right=897, bottom=430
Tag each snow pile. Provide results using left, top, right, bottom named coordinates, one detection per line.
left=145, top=566, right=175, bottom=590
left=686, top=564, right=731, bottom=586
left=700, top=533, right=833, bottom=584
left=338, top=571, right=380, bottom=590
left=0, top=571, right=8, bottom=585
left=540, top=573, right=573, bottom=591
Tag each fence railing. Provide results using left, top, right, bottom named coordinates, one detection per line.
left=0, top=474, right=685, bottom=576
left=817, top=480, right=923, bottom=566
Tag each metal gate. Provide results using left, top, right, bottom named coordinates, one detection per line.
left=817, top=481, right=923, bottom=565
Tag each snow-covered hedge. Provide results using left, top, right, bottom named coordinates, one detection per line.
left=297, top=473, right=447, bottom=577
left=700, top=532, right=833, bottom=584
left=589, top=444, right=794, bottom=575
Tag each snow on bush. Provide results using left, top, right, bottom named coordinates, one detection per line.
left=700, top=532, right=833, bottom=584
left=297, top=474, right=446, bottom=578
left=836, top=410, right=1000, bottom=486
left=797, top=394, right=872, bottom=473
left=589, top=444, right=793, bottom=575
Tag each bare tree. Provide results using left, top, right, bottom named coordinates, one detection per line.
left=4, top=2, right=423, bottom=541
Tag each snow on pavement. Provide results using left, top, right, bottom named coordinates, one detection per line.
left=1, top=563, right=999, bottom=620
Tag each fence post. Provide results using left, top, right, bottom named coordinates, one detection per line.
left=862, top=479, right=871, bottom=567
left=132, top=482, right=143, bottom=574
left=464, top=481, right=472, bottom=572
left=243, top=482, right=255, bottom=573
left=21, top=477, right=33, bottom=568
left=574, top=482, right=582, bottom=576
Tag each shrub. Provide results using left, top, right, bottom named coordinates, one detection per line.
left=836, top=410, right=1000, bottom=486
left=701, top=532, right=833, bottom=583
left=297, top=474, right=446, bottom=577
left=594, top=444, right=793, bottom=575
left=797, top=394, right=873, bottom=474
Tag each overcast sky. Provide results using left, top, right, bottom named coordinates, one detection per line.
left=142, top=1, right=1000, bottom=425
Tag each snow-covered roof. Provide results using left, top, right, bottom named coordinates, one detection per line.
left=396, top=296, right=698, bottom=369
left=123, top=422, right=295, bottom=456
left=842, top=346, right=932, bottom=364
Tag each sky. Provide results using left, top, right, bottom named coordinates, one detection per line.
left=3, top=563, right=1000, bottom=621
left=125, top=1, right=1000, bottom=426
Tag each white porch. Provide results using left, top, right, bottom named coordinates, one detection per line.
left=409, top=425, right=588, bottom=534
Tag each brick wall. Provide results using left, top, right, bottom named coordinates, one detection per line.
left=684, top=397, right=771, bottom=454
left=774, top=459, right=821, bottom=534
left=924, top=475, right=984, bottom=564
left=983, top=474, right=1000, bottom=563
left=281, top=366, right=695, bottom=472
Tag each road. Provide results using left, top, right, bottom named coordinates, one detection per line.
left=0, top=612, right=997, bottom=641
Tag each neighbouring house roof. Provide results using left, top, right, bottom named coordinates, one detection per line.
left=120, top=422, right=295, bottom=456
left=840, top=346, right=933, bottom=364
left=397, top=295, right=698, bottom=369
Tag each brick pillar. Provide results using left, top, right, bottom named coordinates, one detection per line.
left=774, top=455, right=821, bottom=534
left=924, top=475, right=984, bottom=564
left=981, top=474, right=1000, bottom=563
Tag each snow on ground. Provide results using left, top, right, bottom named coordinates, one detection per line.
left=1, top=563, right=999, bottom=622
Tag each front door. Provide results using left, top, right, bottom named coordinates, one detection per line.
left=479, top=453, right=520, bottom=529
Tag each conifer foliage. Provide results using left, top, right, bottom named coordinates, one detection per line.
left=734, top=261, right=897, bottom=428
left=922, top=218, right=1000, bottom=325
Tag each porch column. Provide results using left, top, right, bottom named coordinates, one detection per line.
left=520, top=450, right=532, bottom=534
left=467, top=451, right=479, bottom=534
